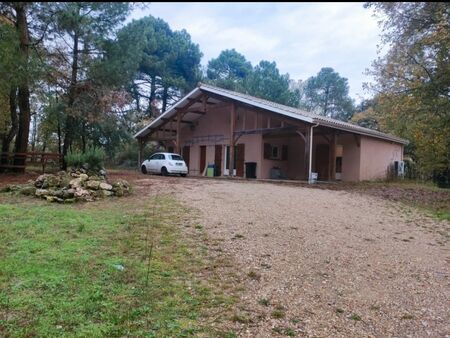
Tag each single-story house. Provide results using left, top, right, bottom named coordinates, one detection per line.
left=134, top=83, right=407, bottom=182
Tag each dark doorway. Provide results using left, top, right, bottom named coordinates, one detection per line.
left=214, top=145, right=222, bottom=176
left=236, top=143, right=245, bottom=177
left=182, top=146, right=190, bottom=172
left=200, top=145, right=206, bottom=174
left=315, top=144, right=330, bottom=180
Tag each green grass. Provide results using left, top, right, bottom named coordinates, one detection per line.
left=0, top=196, right=233, bottom=337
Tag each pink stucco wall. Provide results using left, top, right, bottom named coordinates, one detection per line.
left=359, top=136, right=403, bottom=181
left=339, top=133, right=361, bottom=182
left=336, top=134, right=404, bottom=181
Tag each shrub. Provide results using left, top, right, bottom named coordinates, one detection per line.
left=66, top=150, right=85, bottom=169
left=65, top=147, right=106, bottom=171
left=114, top=141, right=158, bottom=168
left=84, top=147, right=106, bottom=171
left=433, top=168, right=450, bottom=189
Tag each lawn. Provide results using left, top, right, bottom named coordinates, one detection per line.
left=0, top=193, right=235, bottom=337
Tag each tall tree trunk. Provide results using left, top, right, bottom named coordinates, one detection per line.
left=30, top=112, right=37, bottom=152
left=81, top=121, right=86, bottom=153
left=1, top=88, right=19, bottom=167
left=148, top=75, right=156, bottom=117
left=323, top=86, right=329, bottom=118
left=57, top=118, right=62, bottom=155
left=162, top=85, right=168, bottom=113
left=13, top=3, right=31, bottom=173
left=62, top=29, right=79, bottom=170
left=132, top=82, right=141, bottom=113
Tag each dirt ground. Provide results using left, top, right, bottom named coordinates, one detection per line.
left=125, top=174, right=449, bottom=338
left=2, top=170, right=449, bottom=337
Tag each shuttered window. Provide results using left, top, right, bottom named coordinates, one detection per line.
left=264, top=143, right=271, bottom=159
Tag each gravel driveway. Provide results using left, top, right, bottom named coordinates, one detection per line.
left=136, top=176, right=449, bottom=337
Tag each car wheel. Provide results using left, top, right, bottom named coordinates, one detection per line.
left=180, top=174, right=187, bottom=177
left=141, top=165, right=147, bottom=174
left=161, top=167, right=168, bottom=176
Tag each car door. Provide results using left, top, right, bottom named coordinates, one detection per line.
left=147, top=154, right=158, bottom=172
left=156, top=154, right=166, bottom=172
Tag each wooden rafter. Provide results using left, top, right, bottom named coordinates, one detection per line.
left=161, top=117, right=192, bottom=124
left=234, top=126, right=297, bottom=137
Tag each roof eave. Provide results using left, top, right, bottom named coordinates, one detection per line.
left=315, top=119, right=409, bottom=145
left=134, top=86, right=202, bottom=139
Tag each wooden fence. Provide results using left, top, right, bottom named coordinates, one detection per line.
left=0, top=152, right=63, bottom=173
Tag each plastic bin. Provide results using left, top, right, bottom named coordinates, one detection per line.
left=245, top=162, right=257, bottom=179
left=206, top=164, right=215, bottom=177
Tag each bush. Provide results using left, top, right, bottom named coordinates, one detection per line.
left=66, top=150, right=85, bottom=169
left=114, top=141, right=158, bottom=168
left=66, top=147, right=106, bottom=171
left=84, top=147, right=106, bottom=171
left=433, top=168, right=450, bottom=189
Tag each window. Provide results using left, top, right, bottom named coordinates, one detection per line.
left=170, top=154, right=183, bottom=161
left=149, top=154, right=158, bottom=160
left=271, top=146, right=279, bottom=159
left=264, top=143, right=287, bottom=160
left=159, top=154, right=166, bottom=160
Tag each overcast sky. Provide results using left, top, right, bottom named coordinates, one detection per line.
left=129, top=2, right=383, bottom=102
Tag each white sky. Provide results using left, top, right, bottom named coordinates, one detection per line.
left=128, top=2, right=384, bottom=103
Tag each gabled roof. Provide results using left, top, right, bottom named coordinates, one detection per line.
left=135, top=83, right=408, bottom=145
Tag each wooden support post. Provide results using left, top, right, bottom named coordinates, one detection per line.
left=304, top=128, right=310, bottom=180
left=229, top=102, right=236, bottom=177
left=329, top=132, right=336, bottom=180
left=176, top=111, right=181, bottom=154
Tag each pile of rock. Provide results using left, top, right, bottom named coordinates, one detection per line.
left=3, top=170, right=130, bottom=203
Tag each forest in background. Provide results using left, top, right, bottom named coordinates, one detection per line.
left=0, top=2, right=448, bottom=178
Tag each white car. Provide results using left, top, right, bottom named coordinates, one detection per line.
left=141, top=152, right=188, bottom=177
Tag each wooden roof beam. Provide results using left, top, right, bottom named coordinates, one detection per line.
left=161, top=117, right=193, bottom=124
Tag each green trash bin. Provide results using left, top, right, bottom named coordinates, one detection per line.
left=206, top=164, right=215, bottom=177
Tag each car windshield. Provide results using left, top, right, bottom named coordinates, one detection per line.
left=170, top=154, right=183, bottom=161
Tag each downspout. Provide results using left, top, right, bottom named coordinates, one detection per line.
left=308, top=123, right=319, bottom=183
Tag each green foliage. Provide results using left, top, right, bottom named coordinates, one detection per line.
left=0, top=23, right=21, bottom=93
left=300, top=67, right=355, bottom=121
left=114, top=142, right=156, bottom=168
left=206, top=53, right=300, bottom=107
left=84, top=146, right=106, bottom=170
left=0, top=196, right=233, bottom=336
left=65, top=149, right=85, bottom=168
left=66, top=147, right=106, bottom=170
left=351, top=98, right=381, bottom=130
left=124, top=15, right=203, bottom=114
left=365, top=2, right=450, bottom=176
left=246, top=60, right=300, bottom=107
left=206, top=49, right=252, bottom=91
